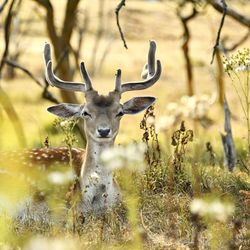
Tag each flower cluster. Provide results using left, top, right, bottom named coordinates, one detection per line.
left=101, top=143, right=147, bottom=171
left=47, top=170, right=75, bottom=185
left=53, top=117, right=79, bottom=148
left=155, top=94, right=216, bottom=132
left=24, top=236, right=79, bottom=250
left=224, top=48, right=250, bottom=74
left=190, top=198, right=234, bottom=222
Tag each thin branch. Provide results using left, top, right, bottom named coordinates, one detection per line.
left=208, top=0, right=250, bottom=28
left=74, top=9, right=89, bottom=68
left=61, top=0, right=80, bottom=44
left=0, top=0, right=27, bottom=147
left=32, top=0, right=59, bottom=47
left=222, top=29, right=250, bottom=53
left=115, top=0, right=128, bottom=49
left=4, top=59, right=59, bottom=104
left=0, top=0, right=8, bottom=13
left=177, top=7, right=198, bottom=96
left=0, top=0, right=16, bottom=75
left=210, top=0, right=227, bottom=64
left=4, top=59, right=43, bottom=87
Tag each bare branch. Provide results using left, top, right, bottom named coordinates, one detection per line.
left=0, top=0, right=8, bottom=13
left=210, top=0, right=227, bottom=64
left=0, top=0, right=27, bottom=147
left=32, top=0, right=59, bottom=47
left=177, top=6, right=198, bottom=95
left=222, top=29, right=250, bottom=53
left=115, top=0, right=128, bottom=49
left=4, top=59, right=43, bottom=87
left=61, top=0, right=80, bottom=44
left=3, top=59, right=59, bottom=104
left=208, top=0, right=250, bottom=28
left=0, top=0, right=16, bottom=75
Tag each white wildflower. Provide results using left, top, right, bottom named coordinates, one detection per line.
left=47, top=170, right=74, bottom=185
left=155, top=115, right=176, bottom=132
left=146, top=115, right=155, bottom=126
left=180, top=95, right=190, bottom=105
left=196, top=100, right=209, bottom=118
left=190, top=199, right=206, bottom=215
left=167, top=102, right=179, bottom=112
left=235, top=65, right=250, bottom=72
left=24, top=236, right=78, bottom=250
left=60, top=120, right=69, bottom=127
left=180, top=94, right=214, bottom=119
left=101, top=143, right=147, bottom=171
left=190, top=198, right=234, bottom=222
left=208, top=200, right=234, bottom=222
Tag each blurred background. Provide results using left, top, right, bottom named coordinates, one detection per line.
left=0, top=0, right=249, bottom=151
left=0, top=1, right=250, bottom=249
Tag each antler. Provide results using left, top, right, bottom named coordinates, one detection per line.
left=44, top=43, right=92, bottom=92
left=115, top=40, right=161, bottom=93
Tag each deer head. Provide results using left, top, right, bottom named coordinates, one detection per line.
left=44, top=41, right=161, bottom=143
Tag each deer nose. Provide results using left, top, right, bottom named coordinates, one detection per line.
left=97, top=128, right=111, bottom=137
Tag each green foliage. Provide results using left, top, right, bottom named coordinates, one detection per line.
left=224, top=48, right=250, bottom=157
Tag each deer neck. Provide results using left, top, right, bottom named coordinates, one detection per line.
left=80, top=138, right=115, bottom=179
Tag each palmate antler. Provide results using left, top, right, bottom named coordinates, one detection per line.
left=44, top=40, right=161, bottom=94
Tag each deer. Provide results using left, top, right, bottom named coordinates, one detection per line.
left=0, top=41, right=161, bottom=221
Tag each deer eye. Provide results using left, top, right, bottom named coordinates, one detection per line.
left=116, top=111, right=124, bottom=118
left=83, top=111, right=92, bottom=118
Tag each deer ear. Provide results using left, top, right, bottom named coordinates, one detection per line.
left=47, top=103, right=84, bottom=118
left=122, top=96, right=156, bottom=115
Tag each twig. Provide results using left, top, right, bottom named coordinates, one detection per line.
left=222, top=29, right=250, bottom=53
left=115, top=0, right=128, bottom=49
left=210, top=0, right=227, bottom=64
left=177, top=6, right=198, bottom=95
left=4, top=59, right=43, bottom=87
left=208, top=0, right=250, bottom=28
left=0, top=0, right=16, bottom=75
left=0, top=0, right=26, bottom=147
left=0, top=0, right=8, bottom=13
left=4, top=59, right=59, bottom=104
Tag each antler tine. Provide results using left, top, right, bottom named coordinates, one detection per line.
left=115, top=69, right=122, bottom=92
left=121, top=60, right=161, bottom=93
left=80, top=62, right=92, bottom=91
left=120, top=40, right=161, bottom=93
left=141, top=40, right=156, bottom=79
left=147, top=40, right=156, bottom=77
left=44, top=43, right=86, bottom=92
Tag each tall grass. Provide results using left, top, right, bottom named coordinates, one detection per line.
left=0, top=106, right=250, bottom=249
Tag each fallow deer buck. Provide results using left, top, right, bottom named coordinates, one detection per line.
left=1, top=41, right=161, bottom=219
